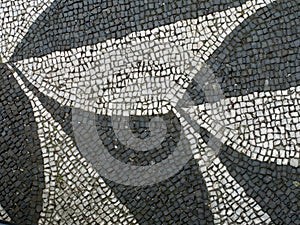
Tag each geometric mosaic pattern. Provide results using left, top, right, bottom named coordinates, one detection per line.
left=0, top=0, right=299, bottom=224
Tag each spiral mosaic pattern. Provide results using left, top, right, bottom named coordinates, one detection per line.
left=0, top=0, right=299, bottom=224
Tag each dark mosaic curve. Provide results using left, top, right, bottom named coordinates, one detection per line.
left=220, top=145, right=300, bottom=225
left=0, top=64, right=44, bottom=225
left=205, top=0, right=300, bottom=99
left=96, top=113, right=181, bottom=166
left=188, top=0, right=300, bottom=106
left=105, top=159, right=214, bottom=225
left=199, top=125, right=300, bottom=224
left=9, top=0, right=249, bottom=61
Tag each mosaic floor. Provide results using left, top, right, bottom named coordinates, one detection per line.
left=0, top=0, right=299, bottom=224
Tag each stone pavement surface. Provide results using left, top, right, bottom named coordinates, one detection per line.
left=0, top=0, right=299, bottom=224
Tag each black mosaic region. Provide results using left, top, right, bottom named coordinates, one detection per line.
left=220, top=144, right=300, bottom=224
left=207, top=0, right=300, bottom=98
left=96, top=112, right=182, bottom=166
left=0, top=65, right=44, bottom=225
left=10, top=0, right=250, bottom=61
left=1, top=0, right=300, bottom=224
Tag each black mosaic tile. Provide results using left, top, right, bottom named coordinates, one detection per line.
left=206, top=0, right=300, bottom=98
left=10, top=0, right=249, bottom=61
left=0, top=64, right=44, bottom=225
left=96, top=112, right=181, bottom=166
left=188, top=0, right=300, bottom=105
left=220, top=144, right=300, bottom=225
left=105, top=158, right=214, bottom=225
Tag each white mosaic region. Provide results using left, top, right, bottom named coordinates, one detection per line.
left=0, top=0, right=299, bottom=224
